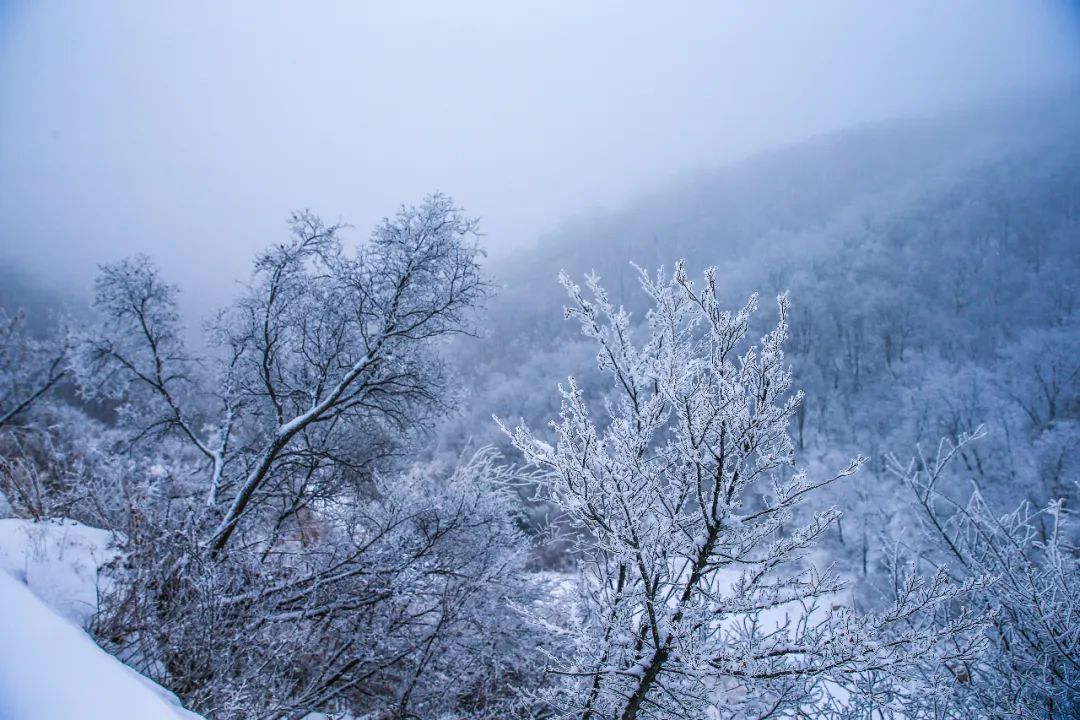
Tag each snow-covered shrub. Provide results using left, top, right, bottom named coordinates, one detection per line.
left=93, top=450, right=534, bottom=719
left=503, top=263, right=984, bottom=720
left=889, top=430, right=1080, bottom=718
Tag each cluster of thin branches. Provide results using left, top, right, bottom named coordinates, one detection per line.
left=3, top=195, right=542, bottom=719
left=503, top=263, right=985, bottom=720
left=887, top=429, right=1080, bottom=718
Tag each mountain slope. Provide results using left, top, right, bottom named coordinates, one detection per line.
left=440, top=84, right=1080, bottom=455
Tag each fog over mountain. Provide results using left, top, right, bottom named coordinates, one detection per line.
left=2, top=1, right=1078, bottom=312
left=441, top=82, right=1080, bottom=459
left=1, top=4, right=1079, bottom=719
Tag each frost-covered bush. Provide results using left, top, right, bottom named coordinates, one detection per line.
left=889, top=430, right=1080, bottom=719
left=503, top=263, right=983, bottom=720
left=93, top=450, right=534, bottom=719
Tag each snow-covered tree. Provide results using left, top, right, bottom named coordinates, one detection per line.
left=889, top=430, right=1080, bottom=718
left=0, top=307, right=76, bottom=519
left=504, top=263, right=982, bottom=719
left=93, top=448, right=535, bottom=719
left=0, top=307, right=67, bottom=430
left=72, top=195, right=538, bottom=719
left=74, top=194, right=489, bottom=553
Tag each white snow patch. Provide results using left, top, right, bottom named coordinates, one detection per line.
left=0, top=518, right=205, bottom=719
left=0, top=517, right=119, bottom=626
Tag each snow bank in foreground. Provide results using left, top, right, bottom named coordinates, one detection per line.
left=0, top=518, right=205, bottom=719
left=0, top=518, right=119, bottom=626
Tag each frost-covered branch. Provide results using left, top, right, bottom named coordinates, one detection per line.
left=504, top=262, right=979, bottom=719
left=0, top=308, right=68, bottom=430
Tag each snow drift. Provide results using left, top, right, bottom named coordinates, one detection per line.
left=0, top=518, right=205, bottom=720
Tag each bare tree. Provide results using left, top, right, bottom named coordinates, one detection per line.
left=74, top=193, right=488, bottom=554
left=74, top=195, right=537, bottom=719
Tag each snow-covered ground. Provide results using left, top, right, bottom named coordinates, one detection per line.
left=0, top=518, right=205, bottom=720
left=0, top=518, right=119, bottom=627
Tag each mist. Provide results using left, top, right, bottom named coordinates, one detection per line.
left=5, top=3, right=1080, bottom=718
left=1, top=1, right=1078, bottom=313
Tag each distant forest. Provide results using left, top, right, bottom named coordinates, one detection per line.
left=2, top=85, right=1077, bottom=719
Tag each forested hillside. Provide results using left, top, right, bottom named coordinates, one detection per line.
left=443, top=86, right=1080, bottom=519
left=1, top=85, right=1077, bottom=718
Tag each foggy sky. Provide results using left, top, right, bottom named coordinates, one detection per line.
left=1, top=1, right=1078, bottom=314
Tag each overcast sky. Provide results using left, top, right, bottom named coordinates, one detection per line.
left=1, top=1, right=1079, bottom=311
